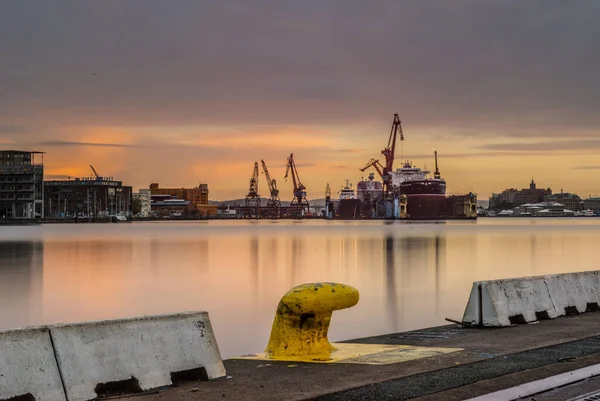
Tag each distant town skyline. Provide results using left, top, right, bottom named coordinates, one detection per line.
left=2, top=1, right=600, bottom=200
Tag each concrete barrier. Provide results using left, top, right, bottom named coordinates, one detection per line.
left=462, top=270, right=600, bottom=327
left=50, top=312, right=226, bottom=401
left=0, top=327, right=66, bottom=401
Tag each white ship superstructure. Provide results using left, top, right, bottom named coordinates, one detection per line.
left=390, top=160, right=430, bottom=189
left=339, top=180, right=357, bottom=200
left=357, top=173, right=383, bottom=202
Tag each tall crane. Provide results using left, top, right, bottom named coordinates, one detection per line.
left=284, top=153, right=309, bottom=209
left=434, top=151, right=441, bottom=179
left=245, top=162, right=261, bottom=207
left=324, top=183, right=333, bottom=219
left=261, top=159, right=280, bottom=208
left=360, top=158, right=384, bottom=179
left=381, top=113, right=403, bottom=194
left=90, top=165, right=100, bottom=180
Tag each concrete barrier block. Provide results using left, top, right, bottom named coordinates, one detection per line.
left=495, top=277, right=559, bottom=323
left=0, top=327, right=66, bottom=401
left=545, top=273, right=585, bottom=315
left=462, top=276, right=557, bottom=326
left=462, top=271, right=600, bottom=327
left=50, top=312, right=226, bottom=401
left=580, top=271, right=600, bottom=307
left=461, top=283, right=481, bottom=326
left=546, top=271, right=600, bottom=315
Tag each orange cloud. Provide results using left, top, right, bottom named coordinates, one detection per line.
left=20, top=120, right=600, bottom=201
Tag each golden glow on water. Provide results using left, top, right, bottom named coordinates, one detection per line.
left=1, top=219, right=599, bottom=358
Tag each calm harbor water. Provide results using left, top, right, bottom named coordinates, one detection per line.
left=1, top=219, right=599, bottom=358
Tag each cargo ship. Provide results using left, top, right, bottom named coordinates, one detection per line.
left=356, top=113, right=477, bottom=220
left=398, top=151, right=476, bottom=219
left=357, top=173, right=383, bottom=218
left=337, top=181, right=361, bottom=219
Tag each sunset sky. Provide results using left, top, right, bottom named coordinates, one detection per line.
left=1, top=1, right=599, bottom=200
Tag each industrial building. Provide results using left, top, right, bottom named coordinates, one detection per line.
left=44, top=174, right=132, bottom=218
left=149, top=182, right=217, bottom=216
left=0, top=150, right=44, bottom=219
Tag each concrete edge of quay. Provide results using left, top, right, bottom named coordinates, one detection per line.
left=117, top=312, right=600, bottom=401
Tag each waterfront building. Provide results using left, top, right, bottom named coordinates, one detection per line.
left=133, top=189, right=152, bottom=217
left=489, top=188, right=519, bottom=210
left=150, top=194, right=196, bottom=218
left=44, top=176, right=132, bottom=217
left=583, top=197, right=600, bottom=213
left=513, top=179, right=552, bottom=206
left=489, top=179, right=551, bottom=210
left=149, top=182, right=217, bottom=216
left=0, top=150, right=44, bottom=219
left=544, top=190, right=583, bottom=211
left=512, top=202, right=565, bottom=216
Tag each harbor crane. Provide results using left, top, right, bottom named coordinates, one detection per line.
left=284, top=153, right=309, bottom=209
left=90, top=165, right=100, bottom=180
left=245, top=162, right=261, bottom=208
left=324, top=183, right=333, bottom=219
left=360, top=158, right=384, bottom=179
left=434, top=151, right=441, bottom=179
left=261, top=159, right=280, bottom=208
left=381, top=113, right=403, bottom=194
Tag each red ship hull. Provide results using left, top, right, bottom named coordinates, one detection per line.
left=337, top=199, right=362, bottom=219
left=404, top=194, right=476, bottom=219
left=400, top=179, right=476, bottom=219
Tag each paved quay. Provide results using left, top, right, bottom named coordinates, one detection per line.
left=120, top=312, right=600, bottom=401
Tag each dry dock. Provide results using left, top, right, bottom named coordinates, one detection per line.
left=120, top=312, right=600, bottom=401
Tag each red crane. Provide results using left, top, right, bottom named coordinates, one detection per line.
left=360, top=158, right=384, bottom=179
left=284, top=153, right=309, bottom=209
left=261, top=159, right=280, bottom=208
left=381, top=113, right=403, bottom=193
left=245, top=161, right=261, bottom=207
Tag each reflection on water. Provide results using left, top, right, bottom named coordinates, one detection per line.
left=0, top=241, right=44, bottom=328
left=1, top=219, right=600, bottom=358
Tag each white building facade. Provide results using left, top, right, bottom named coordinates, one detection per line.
left=133, top=189, right=151, bottom=217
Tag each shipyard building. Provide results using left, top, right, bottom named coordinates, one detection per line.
left=44, top=176, right=132, bottom=218
left=0, top=150, right=44, bottom=219
left=149, top=182, right=217, bottom=216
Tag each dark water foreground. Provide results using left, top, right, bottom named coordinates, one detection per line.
left=1, top=218, right=599, bottom=358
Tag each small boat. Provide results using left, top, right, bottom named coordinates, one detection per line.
left=111, top=213, right=128, bottom=222
left=575, top=209, right=596, bottom=217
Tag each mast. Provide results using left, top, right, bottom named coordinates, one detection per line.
left=434, top=151, right=441, bottom=179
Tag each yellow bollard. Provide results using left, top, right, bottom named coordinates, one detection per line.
left=264, top=282, right=359, bottom=361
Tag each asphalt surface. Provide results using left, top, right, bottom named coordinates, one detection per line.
left=318, top=337, right=600, bottom=400
left=119, top=313, right=600, bottom=401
